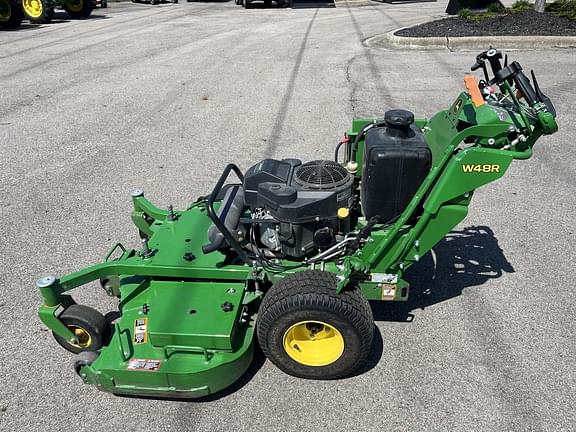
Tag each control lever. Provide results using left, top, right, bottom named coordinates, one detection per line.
left=491, top=61, right=538, bottom=106
left=471, top=58, right=489, bottom=82
left=531, top=70, right=556, bottom=116
left=471, top=48, right=503, bottom=81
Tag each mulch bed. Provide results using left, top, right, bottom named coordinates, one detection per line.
left=395, top=10, right=576, bottom=37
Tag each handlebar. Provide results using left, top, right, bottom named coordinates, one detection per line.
left=204, top=163, right=252, bottom=265
left=470, top=48, right=557, bottom=135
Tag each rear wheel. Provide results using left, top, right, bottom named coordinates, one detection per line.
left=22, top=0, right=53, bottom=23
left=257, top=271, right=374, bottom=379
left=64, top=0, right=93, bottom=18
left=0, top=0, right=24, bottom=29
left=53, top=304, right=110, bottom=354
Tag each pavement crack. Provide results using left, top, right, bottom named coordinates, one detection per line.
left=264, top=9, right=319, bottom=158
left=345, top=54, right=361, bottom=118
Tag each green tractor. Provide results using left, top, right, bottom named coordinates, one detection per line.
left=0, top=0, right=24, bottom=29
left=37, top=49, right=557, bottom=398
left=22, top=0, right=93, bottom=24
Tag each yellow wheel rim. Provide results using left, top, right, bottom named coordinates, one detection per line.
left=0, top=0, right=10, bottom=23
left=67, top=0, right=83, bottom=12
left=67, top=325, right=92, bottom=349
left=23, top=0, right=43, bottom=18
left=283, top=320, right=344, bottom=366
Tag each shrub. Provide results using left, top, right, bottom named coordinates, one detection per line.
left=546, top=0, right=576, bottom=20
left=511, top=0, right=532, bottom=11
left=458, top=7, right=473, bottom=18
left=487, top=1, right=505, bottom=12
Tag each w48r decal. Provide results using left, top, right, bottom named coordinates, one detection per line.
left=462, top=164, right=501, bottom=173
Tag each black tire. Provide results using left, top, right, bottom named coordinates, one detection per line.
left=74, top=351, right=99, bottom=375
left=264, top=0, right=271, bottom=6
left=0, top=0, right=23, bottom=29
left=22, top=0, right=53, bottom=24
left=257, top=271, right=374, bottom=380
left=53, top=304, right=110, bottom=354
left=64, top=0, right=93, bottom=18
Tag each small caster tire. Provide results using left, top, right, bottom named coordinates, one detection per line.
left=74, top=351, right=100, bottom=375
left=53, top=304, right=110, bottom=354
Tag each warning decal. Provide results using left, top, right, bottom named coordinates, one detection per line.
left=133, top=318, right=148, bottom=345
left=127, top=359, right=161, bottom=371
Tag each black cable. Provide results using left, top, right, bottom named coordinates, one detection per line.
left=334, top=140, right=344, bottom=163
left=349, top=121, right=386, bottom=161
left=349, top=214, right=401, bottom=252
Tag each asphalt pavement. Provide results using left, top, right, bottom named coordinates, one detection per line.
left=0, top=1, right=575, bottom=431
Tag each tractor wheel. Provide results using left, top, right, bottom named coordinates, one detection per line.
left=0, top=0, right=24, bottom=29
left=257, top=270, right=374, bottom=379
left=64, top=0, right=93, bottom=19
left=22, top=0, right=53, bottom=24
left=53, top=304, right=110, bottom=354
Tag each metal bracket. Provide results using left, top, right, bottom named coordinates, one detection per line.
left=371, top=273, right=398, bottom=284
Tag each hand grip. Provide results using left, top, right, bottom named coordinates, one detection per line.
left=513, top=70, right=538, bottom=106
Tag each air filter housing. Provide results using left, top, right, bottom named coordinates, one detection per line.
left=294, top=160, right=351, bottom=190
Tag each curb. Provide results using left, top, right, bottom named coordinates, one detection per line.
left=334, top=0, right=378, bottom=7
left=369, top=27, right=576, bottom=50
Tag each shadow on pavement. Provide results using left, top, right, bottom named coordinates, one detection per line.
left=371, top=225, right=515, bottom=323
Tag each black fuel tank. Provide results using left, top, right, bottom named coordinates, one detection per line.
left=361, top=109, right=431, bottom=222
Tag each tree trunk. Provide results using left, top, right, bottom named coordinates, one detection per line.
left=534, top=0, right=546, bottom=13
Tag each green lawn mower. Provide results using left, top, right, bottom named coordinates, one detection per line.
left=37, top=49, right=558, bottom=399
left=22, top=0, right=93, bottom=24
left=0, top=0, right=24, bottom=29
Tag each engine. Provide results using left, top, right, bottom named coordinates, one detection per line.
left=242, top=158, right=354, bottom=259
left=203, top=109, right=432, bottom=262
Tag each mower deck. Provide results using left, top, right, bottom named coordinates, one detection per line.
left=81, top=278, right=255, bottom=398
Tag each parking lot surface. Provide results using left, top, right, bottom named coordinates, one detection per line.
left=1, top=2, right=575, bottom=431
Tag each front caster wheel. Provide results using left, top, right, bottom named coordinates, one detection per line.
left=74, top=351, right=99, bottom=375
left=53, top=304, right=110, bottom=354
left=257, top=271, right=374, bottom=379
